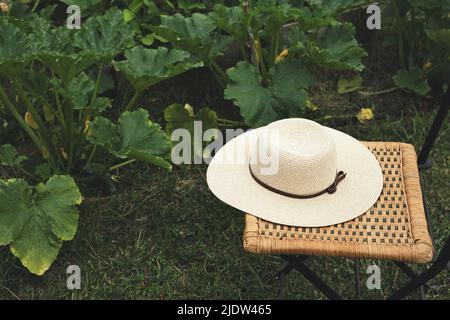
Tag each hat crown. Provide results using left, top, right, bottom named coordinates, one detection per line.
left=250, top=118, right=337, bottom=196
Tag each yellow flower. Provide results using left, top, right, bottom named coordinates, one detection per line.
left=305, top=99, right=319, bottom=111
left=184, top=103, right=194, bottom=117
left=41, top=146, right=49, bottom=159
left=43, top=104, right=54, bottom=122
left=84, top=120, right=91, bottom=136
left=25, top=112, right=39, bottom=129
left=253, top=40, right=261, bottom=65
left=357, top=108, right=374, bottom=123
left=275, top=49, right=289, bottom=63
left=254, top=40, right=260, bottom=50
left=0, top=1, right=9, bottom=13
left=423, top=60, right=432, bottom=70
left=60, top=148, right=68, bottom=160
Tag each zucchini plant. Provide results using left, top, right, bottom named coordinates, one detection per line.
left=150, top=0, right=367, bottom=127
left=385, top=0, right=450, bottom=95
left=0, top=7, right=201, bottom=275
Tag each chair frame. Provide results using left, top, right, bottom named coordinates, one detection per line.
left=273, top=87, right=450, bottom=300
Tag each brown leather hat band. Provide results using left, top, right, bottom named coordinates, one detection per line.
left=249, top=167, right=347, bottom=199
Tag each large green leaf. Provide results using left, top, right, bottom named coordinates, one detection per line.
left=0, top=175, right=82, bottom=275
left=393, top=67, right=431, bottom=96
left=0, top=19, right=29, bottom=75
left=150, top=13, right=232, bottom=61
left=28, top=17, right=72, bottom=54
left=256, top=3, right=301, bottom=44
left=18, top=69, right=50, bottom=102
left=50, top=73, right=111, bottom=113
left=87, top=108, right=172, bottom=170
left=59, top=0, right=102, bottom=11
left=289, top=23, right=366, bottom=71
left=293, top=6, right=337, bottom=30
left=28, top=16, right=95, bottom=82
left=337, top=75, right=363, bottom=94
left=410, top=0, right=450, bottom=12
left=426, top=28, right=450, bottom=51
left=225, top=62, right=275, bottom=128
left=89, top=97, right=112, bottom=115
left=51, top=73, right=94, bottom=109
left=307, top=0, right=366, bottom=14
left=270, top=59, right=313, bottom=115
left=113, top=46, right=203, bottom=92
left=164, top=104, right=218, bottom=161
left=224, top=60, right=313, bottom=127
left=210, top=5, right=254, bottom=44
left=74, top=8, right=135, bottom=61
left=86, top=116, right=118, bottom=151
left=161, top=13, right=216, bottom=42
left=43, top=54, right=96, bottom=84
left=165, top=104, right=217, bottom=136
left=0, top=144, right=27, bottom=167
left=210, top=3, right=300, bottom=47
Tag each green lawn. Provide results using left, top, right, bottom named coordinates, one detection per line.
left=0, top=70, right=449, bottom=300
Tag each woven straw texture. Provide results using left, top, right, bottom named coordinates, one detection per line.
left=250, top=119, right=339, bottom=196
left=243, top=142, right=434, bottom=263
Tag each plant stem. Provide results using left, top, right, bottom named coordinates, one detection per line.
left=66, top=103, right=75, bottom=173
left=18, top=167, right=40, bottom=182
left=274, top=32, right=280, bottom=61
left=109, top=159, right=136, bottom=171
left=41, top=94, right=65, bottom=127
left=218, top=123, right=245, bottom=128
left=209, top=66, right=226, bottom=88
left=0, top=85, right=42, bottom=150
left=241, top=45, right=247, bottom=61
left=14, top=82, right=63, bottom=167
left=217, top=118, right=246, bottom=126
left=392, top=0, right=407, bottom=69
left=210, top=60, right=229, bottom=82
left=51, top=71, right=66, bottom=126
left=99, top=157, right=117, bottom=177
left=84, top=145, right=97, bottom=169
left=124, top=91, right=141, bottom=111
left=91, top=63, right=104, bottom=104
left=358, top=87, right=398, bottom=96
left=31, top=0, right=41, bottom=12
left=255, top=35, right=269, bottom=85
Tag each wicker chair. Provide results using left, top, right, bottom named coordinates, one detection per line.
left=242, top=88, right=450, bottom=300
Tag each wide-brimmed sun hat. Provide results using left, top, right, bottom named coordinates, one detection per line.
left=207, top=118, right=383, bottom=227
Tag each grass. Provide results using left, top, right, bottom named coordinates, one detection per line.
left=0, top=67, right=449, bottom=300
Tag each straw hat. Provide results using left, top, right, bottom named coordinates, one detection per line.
left=207, top=118, right=383, bottom=227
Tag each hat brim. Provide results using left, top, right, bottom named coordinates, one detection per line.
left=206, top=127, right=383, bottom=227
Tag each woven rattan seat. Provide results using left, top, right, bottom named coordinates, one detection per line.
left=243, top=142, right=434, bottom=263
